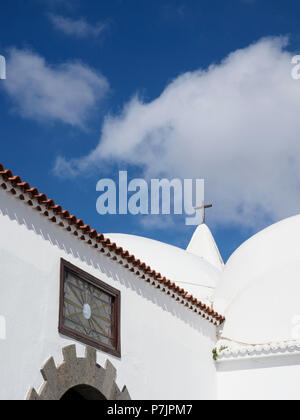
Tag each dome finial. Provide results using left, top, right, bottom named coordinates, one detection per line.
left=187, top=224, right=224, bottom=271
left=194, top=201, right=213, bottom=224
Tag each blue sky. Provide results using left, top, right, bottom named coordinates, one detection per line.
left=1, top=0, right=300, bottom=261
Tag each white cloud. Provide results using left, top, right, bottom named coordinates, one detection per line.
left=55, top=37, right=300, bottom=229
left=49, top=14, right=108, bottom=38
left=4, top=48, right=109, bottom=127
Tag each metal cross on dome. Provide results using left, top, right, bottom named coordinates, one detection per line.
left=194, top=201, right=212, bottom=225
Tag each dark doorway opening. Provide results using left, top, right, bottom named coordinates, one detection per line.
left=60, top=385, right=106, bottom=401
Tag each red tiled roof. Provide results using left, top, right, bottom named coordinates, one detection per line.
left=0, top=162, right=225, bottom=325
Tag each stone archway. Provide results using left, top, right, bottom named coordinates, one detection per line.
left=26, top=345, right=131, bottom=401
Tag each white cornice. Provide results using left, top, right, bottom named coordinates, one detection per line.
left=215, top=340, right=300, bottom=362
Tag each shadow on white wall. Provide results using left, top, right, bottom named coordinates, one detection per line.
left=0, top=191, right=214, bottom=340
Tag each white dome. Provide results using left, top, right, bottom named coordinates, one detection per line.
left=105, top=233, right=222, bottom=305
left=214, top=215, right=300, bottom=344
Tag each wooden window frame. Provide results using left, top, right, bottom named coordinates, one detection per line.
left=59, top=259, right=121, bottom=358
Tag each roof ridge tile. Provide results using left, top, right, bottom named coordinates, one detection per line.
left=0, top=161, right=225, bottom=325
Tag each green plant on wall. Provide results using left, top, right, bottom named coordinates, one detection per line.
left=212, top=346, right=228, bottom=361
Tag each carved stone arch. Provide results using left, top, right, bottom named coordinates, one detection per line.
left=26, top=345, right=131, bottom=401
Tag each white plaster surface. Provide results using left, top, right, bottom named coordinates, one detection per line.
left=217, top=356, right=300, bottom=400
left=106, top=232, right=221, bottom=304
left=214, top=215, right=300, bottom=344
left=3, top=183, right=300, bottom=400
left=0, top=188, right=217, bottom=400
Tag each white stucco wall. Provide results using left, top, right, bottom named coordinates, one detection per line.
left=217, top=356, right=300, bottom=400
left=0, top=188, right=217, bottom=400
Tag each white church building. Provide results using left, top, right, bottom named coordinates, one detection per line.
left=1, top=161, right=300, bottom=400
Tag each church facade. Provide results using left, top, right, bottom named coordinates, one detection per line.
left=0, top=161, right=300, bottom=400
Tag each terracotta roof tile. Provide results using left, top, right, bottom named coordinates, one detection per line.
left=0, top=162, right=225, bottom=325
